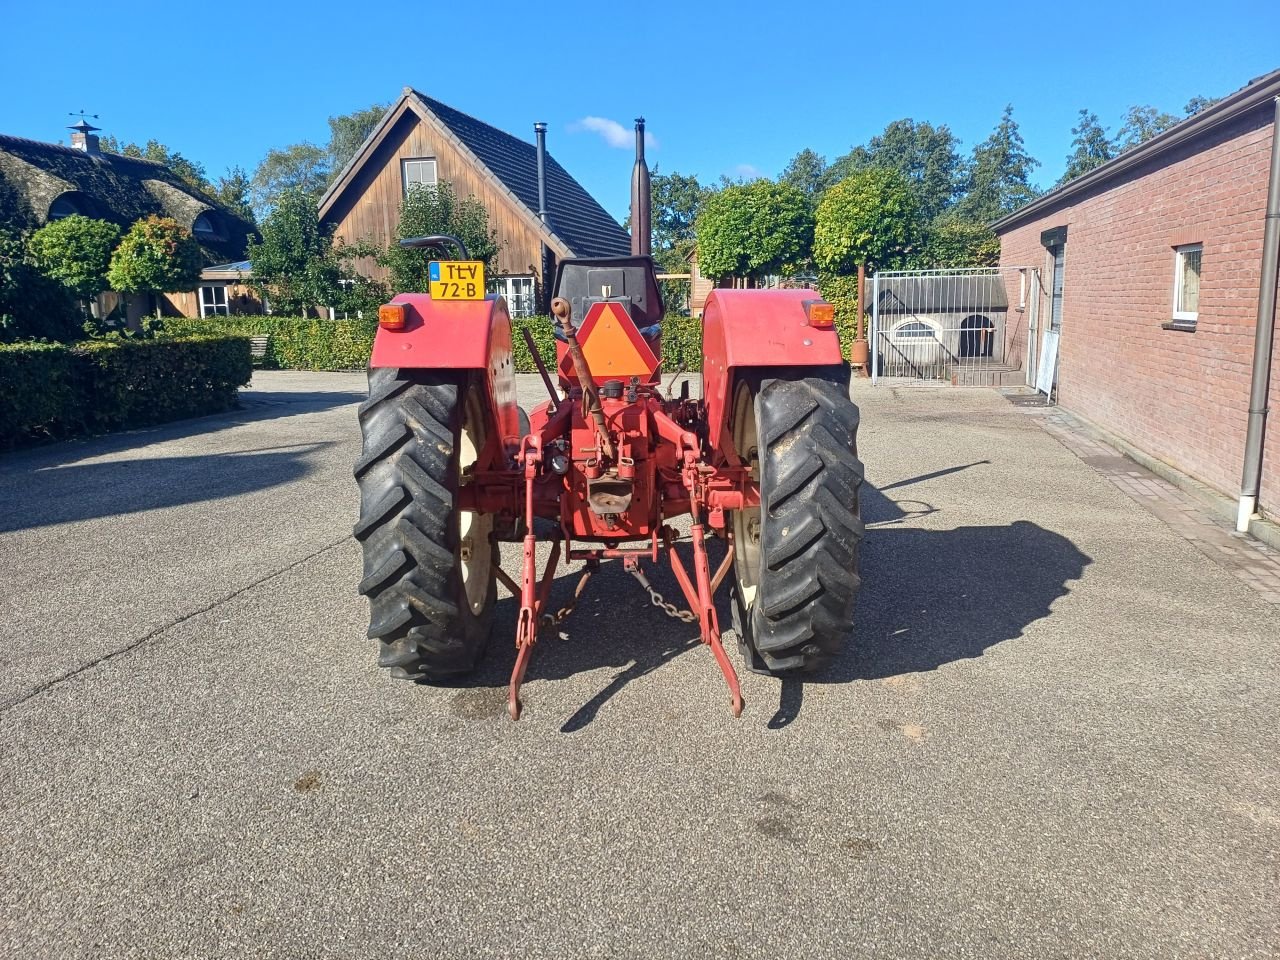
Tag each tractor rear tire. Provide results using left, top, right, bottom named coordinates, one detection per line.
left=730, top=367, right=864, bottom=674
left=354, top=367, right=496, bottom=680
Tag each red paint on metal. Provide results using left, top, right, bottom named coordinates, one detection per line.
left=370, top=293, right=522, bottom=459
left=701, top=289, right=844, bottom=462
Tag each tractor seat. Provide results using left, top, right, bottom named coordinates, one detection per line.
left=552, top=256, right=664, bottom=333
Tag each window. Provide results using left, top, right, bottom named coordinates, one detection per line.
left=192, top=211, right=222, bottom=241
left=402, top=158, right=438, bottom=195
left=199, top=284, right=228, bottom=317
left=1173, top=244, right=1202, bottom=323
left=48, top=194, right=82, bottom=220
left=894, top=321, right=937, bottom=339
left=488, top=275, right=537, bottom=318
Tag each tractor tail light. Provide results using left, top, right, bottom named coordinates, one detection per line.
left=378, top=303, right=407, bottom=330
left=804, top=300, right=835, bottom=328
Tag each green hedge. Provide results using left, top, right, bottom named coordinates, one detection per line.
left=166, top=314, right=707, bottom=373
left=162, top=316, right=377, bottom=371
left=0, top=335, right=251, bottom=450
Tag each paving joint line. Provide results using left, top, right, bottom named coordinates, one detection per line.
left=1018, top=403, right=1280, bottom=606
left=0, top=534, right=354, bottom=716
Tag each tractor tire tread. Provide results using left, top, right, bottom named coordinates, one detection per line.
left=354, top=368, right=492, bottom=680
left=748, top=372, right=863, bottom=672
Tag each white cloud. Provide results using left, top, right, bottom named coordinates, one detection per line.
left=731, top=163, right=763, bottom=180
left=571, top=116, right=659, bottom=150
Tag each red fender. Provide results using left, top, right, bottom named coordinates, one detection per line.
left=369, top=293, right=521, bottom=461
left=701, top=289, right=844, bottom=459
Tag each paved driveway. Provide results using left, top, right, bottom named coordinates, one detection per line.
left=1, top=372, right=1276, bottom=959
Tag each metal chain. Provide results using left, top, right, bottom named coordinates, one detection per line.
left=627, top=566, right=699, bottom=624
left=540, top=569, right=593, bottom=629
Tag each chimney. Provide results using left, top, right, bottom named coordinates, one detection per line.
left=630, top=117, right=651, bottom=257
left=68, top=117, right=101, bottom=155
left=534, top=121, right=551, bottom=228
left=534, top=121, right=554, bottom=313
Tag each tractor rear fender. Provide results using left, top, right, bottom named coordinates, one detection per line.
left=369, top=293, right=522, bottom=460
left=701, top=289, right=845, bottom=457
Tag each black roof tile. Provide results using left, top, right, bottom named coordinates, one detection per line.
left=412, top=91, right=631, bottom=259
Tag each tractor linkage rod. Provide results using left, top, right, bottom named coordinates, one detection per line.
left=551, top=297, right=615, bottom=461
left=521, top=326, right=560, bottom=413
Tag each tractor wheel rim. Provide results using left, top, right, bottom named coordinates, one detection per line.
left=459, top=392, right=494, bottom=615
left=731, top=381, right=761, bottom=608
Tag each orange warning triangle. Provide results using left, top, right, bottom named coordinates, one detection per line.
left=559, top=302, right=660, bottom=380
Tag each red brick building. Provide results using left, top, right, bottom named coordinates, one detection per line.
left=995, top=68, right=1280, bottom=527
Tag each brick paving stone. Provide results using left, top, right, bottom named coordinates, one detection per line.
left=1015, top=399, right=1280, bottom=606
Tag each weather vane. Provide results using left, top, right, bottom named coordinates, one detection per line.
left=67, top=110, right=100, bottom=127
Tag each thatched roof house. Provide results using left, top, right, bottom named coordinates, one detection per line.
left=0, top=123, right=253, bottom=264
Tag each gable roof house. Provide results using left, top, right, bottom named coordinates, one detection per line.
left=994, top=66, right=1280, bottom=537
left=318, top=88, right=632, bottom=316
left=0, top=120, right=256, bottom=320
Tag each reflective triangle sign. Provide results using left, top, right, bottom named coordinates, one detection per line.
left=559, top=302, right=660, bottom=381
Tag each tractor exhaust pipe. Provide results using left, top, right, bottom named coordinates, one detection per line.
left=630, top=117, right=651, bottom=257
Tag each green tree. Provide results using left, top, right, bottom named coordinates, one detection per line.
left=1184, top=95, right=1221, bottom=117
left=952, top=106, right=1040, bottom=223
left=245, top=188, right=342, bottom=315
left=1116, top=105, right=1179, bottom=151
left=100, top=136, right=212, bottom=196
left=830, top=120, right=963, bottom=222
left=779, top=149, right=830, bottom=199
left=382, top=181, right=501, bottom=293
left=251, top=143, right=330, bottom=218
left=27, top=215, right=121, bottom=305
left=813, top=168, right=922, bottom=276
left=213, top=166, right=255, bottom=224
left=643, top=169, right=709, bottom=275
left=327, top=104, right=389, bottom=180
left=1059, top=109, right=1114, bottom=184
left=107, top=215, right=202, bottom=319
left=694, top=180, right=814, bottom=282
left=0, top=228, right=81, bottom=342
left=915, top=220, right=1000, bottom=268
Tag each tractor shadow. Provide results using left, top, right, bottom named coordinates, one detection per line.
left=458, top=468, right=1091, bottom=732
left=766, top=482, right=1092, bottom=727
left=468, top=538, right=735, bottom=733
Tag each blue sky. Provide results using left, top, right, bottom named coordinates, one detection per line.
left=3, top=0, right=1278, bottom=221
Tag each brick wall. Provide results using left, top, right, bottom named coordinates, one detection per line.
left=998, top=107, right=1280, bottom=512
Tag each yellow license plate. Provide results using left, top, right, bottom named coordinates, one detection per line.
left=429, top=261, right=486, bottom=300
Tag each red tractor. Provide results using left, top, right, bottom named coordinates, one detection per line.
left=354, top=120, right=863, bottom=719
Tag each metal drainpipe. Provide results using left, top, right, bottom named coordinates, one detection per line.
left=1238, top=96, right=1280, bottom=533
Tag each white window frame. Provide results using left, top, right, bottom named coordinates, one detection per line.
left=402, top=157, right=438, bottom=195
left=1172, top=243, right=1202, bottom=322
left=487, top=275, right=537, bottom=318
left=198, top=283, right=229, bottom=317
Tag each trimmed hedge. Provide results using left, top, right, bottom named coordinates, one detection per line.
left=0, top=335, right=251, bottom=450
left=162, top=316, right=377, bottom=371
left=165, top=313, right=708, bottom=374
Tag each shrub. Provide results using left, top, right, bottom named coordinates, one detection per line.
left=0, top=229, right=83, bottom=343
left=162, top=316, right=378, bottom=370
left=27, top=215, right=121, bottom=302
left=0, top=335, right=250, bottom=449
left=0, top=342, right=79, bottom=445
left=816, top=272, right=861, bottom=352
left=107, top=216, right=202, bottom=317
left=163, top=313, right=707, bottom=374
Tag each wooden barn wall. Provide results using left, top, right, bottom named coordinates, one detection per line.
left=325, top=112, right=548, bottom=283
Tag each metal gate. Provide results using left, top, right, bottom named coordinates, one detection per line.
left=870, top=267, right=1039, bottom=387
